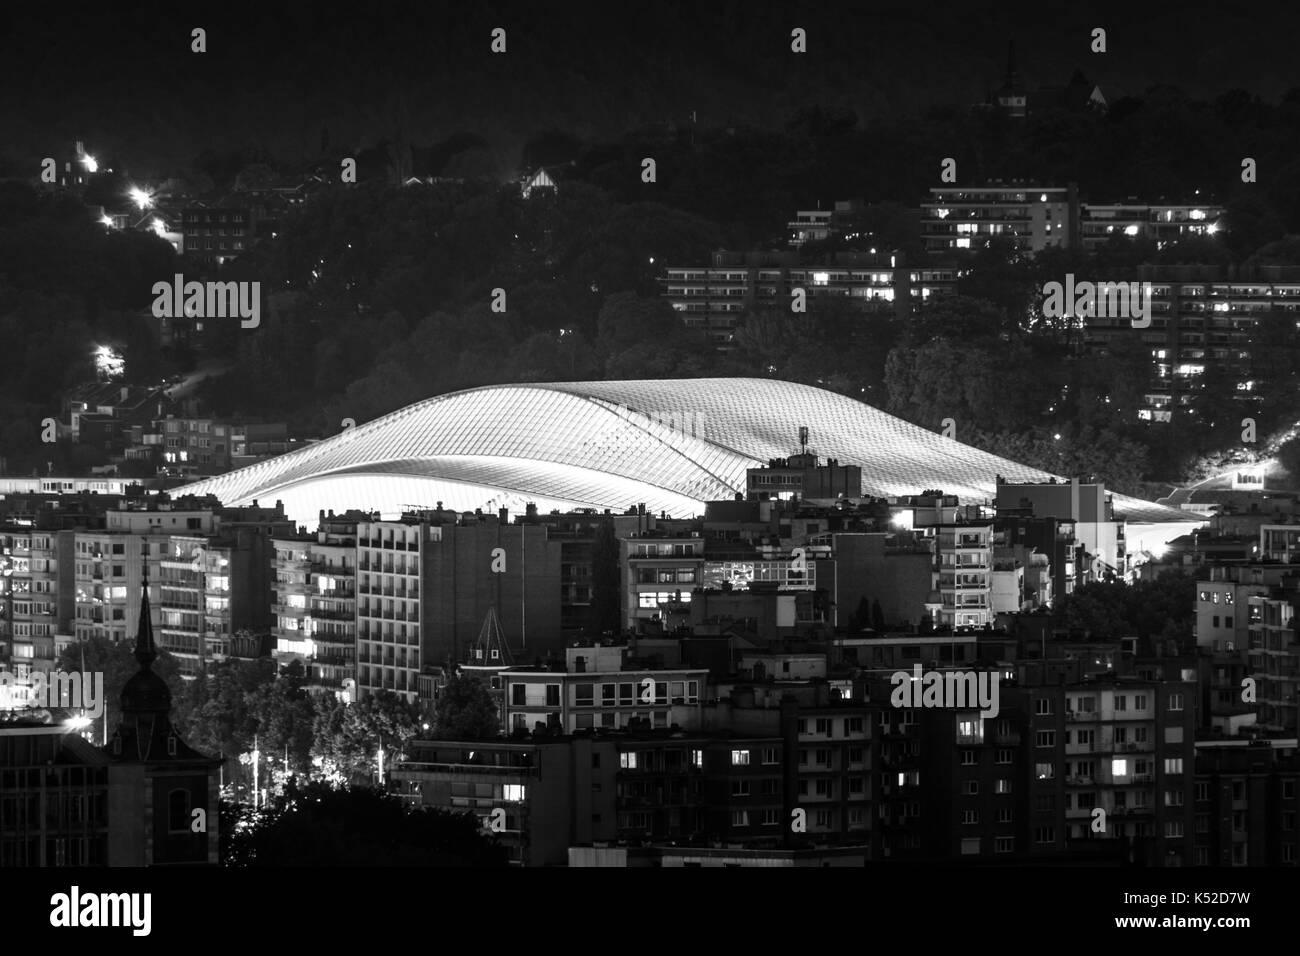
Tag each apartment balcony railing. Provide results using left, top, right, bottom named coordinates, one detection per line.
left=309, top=607, right=355, bottom=621
left=398, top=762, right=537, bottom=778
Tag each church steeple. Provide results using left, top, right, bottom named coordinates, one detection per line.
left=135, top=553, right=158, bottom=667
left=1004, top=38, right=1019, bottom=88
left=120, top=541, right=171, bottom=718
left=996, top=37, right=1028, bottom=118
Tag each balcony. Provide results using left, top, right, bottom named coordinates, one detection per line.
left=398, top=762, right=537, bottom=778
left=1065, top=710, right=1099, bottom=721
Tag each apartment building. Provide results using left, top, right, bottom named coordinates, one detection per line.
left=73, top=511, right=216, bottom=646
left=622, top=529, right=706, bottom=630
left=1082, top=264, right=1300, bottom=423
left=1245, top=585, right=1300, bottom=734
left=1193, top=739, right=1300, bottom=866
left=995, top=478, right=1124, bottom=583
left=920, top=184, right=1077, bottom=254
left=659, top=249, right=956, bottom=345
left=182, top=203, right=253, bottom=266
left=271, top=512, right=359, bottom=695
left=501, top=644, right=707, bottom=734
left=155, top=416, right=232, bottom=476
left=0, top=526, right=73, bottom=678
left=157, top=530, right=271, bottom=677
left=354, top=518, right=433, bottom=703
left=1022, top=668, right=1198, bottom=866
left=1079, top=201, right=1223, bottom=251
left=1260, top=524, right=1300, bottom=562
left=894, top=493, right=993, bottom=628
left=0, top=715, right=109, bottom=866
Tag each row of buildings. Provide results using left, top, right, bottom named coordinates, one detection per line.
left=58, top=382, right=300, bottom=478
left=660, top=193, right=1300, bottom=428
left=390, top=628, right=1299, bottom=867
left=1, top=457, right=1147, bottom=693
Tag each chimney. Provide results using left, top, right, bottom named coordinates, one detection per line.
left=499, top=507, right=509, bottom=524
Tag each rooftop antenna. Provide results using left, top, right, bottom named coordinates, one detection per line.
left=799, top=426, right=809, bottom=455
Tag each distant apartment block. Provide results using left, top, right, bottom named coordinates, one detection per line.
left=622, top=530, right=705, bottom=630
left=182, top=204, right=253, bottom=266
left=1022, top=669, right=1198, bottom=866
left=659, top=249, right=956, bottom=346
left=920, top=184, right=1077, bottom=254
left=1080, top=201, right=1223, bottom=251
left=502, top=643, right=707, bottom=734
left=1193, top=739, right=1300, bottom=866
left=0, top=527, right=73, bottom=676
left=1083, top=264, right=1300, bottom=423
left=272, top=512, right=359, bottom=696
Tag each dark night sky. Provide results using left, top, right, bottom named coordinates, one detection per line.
left=3, top=0, right=1299, bottom=175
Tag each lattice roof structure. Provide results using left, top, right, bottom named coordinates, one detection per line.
left=179, top=378, right=1199, bottom=531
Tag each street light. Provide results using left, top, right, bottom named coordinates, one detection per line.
left=128, top=186, right=154, bottom=211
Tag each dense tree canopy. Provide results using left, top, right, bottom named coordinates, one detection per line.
left=432, top=674, right=501, bottom=741
left=221, top=781, right=508, bottom=866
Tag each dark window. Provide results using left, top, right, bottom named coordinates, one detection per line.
left=167, top=789, right=190, bottom=832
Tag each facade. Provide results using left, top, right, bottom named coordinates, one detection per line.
left=995, top=479, right=1125, bottom=581
left=502, top=645, right=707, bottom=734
left=354, top=518, right=433, bottom=704
left=658, top=249, right=956, bottom=345
left=0, top=526, right=73, bottom=677
left=272, top=512, right=359, bottom=695
left=1193, top=740, right=1300, bottom=866
left=0, top=715, right=110, bottom=865
left=1244, top=585, right=1300, bottom=734
left=1079, top=202, right=1223, bottom=251
left=920, top=184, right=1076, bottom=254
left=1082, top=264, right=1300, bottom=423
left=622, top=531, right=705, bottom=630
left=1021, top=668, right=1198, bottom=866
left=182, top=204, right=253, bottom=265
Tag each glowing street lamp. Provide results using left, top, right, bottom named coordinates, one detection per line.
left=80, top=154, right=99, bottom=174
left=128, top=186, right=154, bottom=210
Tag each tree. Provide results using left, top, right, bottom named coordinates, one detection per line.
left=172, top=658, right=273, bottom=763
left=246, top=661, right=316, bottom=774
left=222, top=780, right=508, bottom=866
left=433, top=674, right=500, bottom=741
left=1054, top=572, right=1194, bottom=643
left=311, top=690, right=420, bottom=782
left=1276, top=435, right=1300, bottom=486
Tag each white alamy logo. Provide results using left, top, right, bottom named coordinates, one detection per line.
left=889, top=664, right=1000, bottom=719
left=50, top=887, right=151, bottom=936
left=0, top=669, right=104, bottom=719
left=152, top=274, right=260, bottom=328
left=1042, top=274, right=1152, bottom=329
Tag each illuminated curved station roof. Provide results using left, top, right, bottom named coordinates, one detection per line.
left=178, top=378, right=1199, bottom=530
